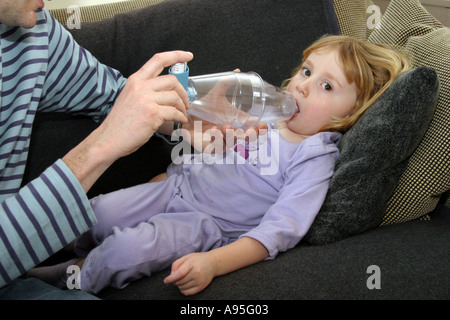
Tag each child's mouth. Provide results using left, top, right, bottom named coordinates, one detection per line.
left=290, top=101, right=300, bottom=120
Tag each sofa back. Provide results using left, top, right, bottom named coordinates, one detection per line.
left=65, top=0, right=335, bottom=86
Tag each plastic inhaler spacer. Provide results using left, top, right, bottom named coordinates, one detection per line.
left=169, top=64, right=189, bottom=91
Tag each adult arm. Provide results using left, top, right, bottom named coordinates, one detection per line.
left=38, top=12, right=192, bottom=192
left=62, top=51, right=193, bottom=192
left=0, top=11, right=192, bottom=287
left=0, top=161, right=95, bottom=288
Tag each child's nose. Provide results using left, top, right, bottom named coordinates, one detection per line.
left=296, top=80, right=309, bottom=97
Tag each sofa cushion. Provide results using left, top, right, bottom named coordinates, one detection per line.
left=333, top=0, right=450, bottom=224
left=367, top=0, right=450, bottom=224
left=23, top=113, right=174, bottom=198
left=304, top=66, right=439, bottom=245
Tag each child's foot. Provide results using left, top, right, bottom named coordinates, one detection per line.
left=25, top=258, right=81, bottom=289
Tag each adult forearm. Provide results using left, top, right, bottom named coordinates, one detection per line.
left=0, top=160, right=97, bottom=287
left=62, top=127, right=115, bottom=193
left=62, top=51, right=194, bottom=193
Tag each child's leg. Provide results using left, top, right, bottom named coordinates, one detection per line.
left=74, top=176, right=179, bottom=257
left=79, top=210, right=224, bottom=294
left=25, top=177, right=181, bottom=289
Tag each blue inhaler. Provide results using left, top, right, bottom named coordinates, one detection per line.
left=169, top=63, right=197, bottom=104
left=169, top=62, right=189, bottom=90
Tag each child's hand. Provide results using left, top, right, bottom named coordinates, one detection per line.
left=181, top=115, right=268, bottom=154
left=163, top=252, right=216, bottom=296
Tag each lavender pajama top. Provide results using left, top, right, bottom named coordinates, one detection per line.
left=168, top=130, right=342, bottom=259
left=77, top=129, right=341, bottom=293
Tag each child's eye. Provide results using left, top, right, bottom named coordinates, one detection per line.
left=321, top=82, right=333, bottom=91
left=301, top=67, right=311, bottom=77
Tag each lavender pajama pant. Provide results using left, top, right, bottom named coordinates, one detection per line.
left=74, top=175, right=235, bottom=294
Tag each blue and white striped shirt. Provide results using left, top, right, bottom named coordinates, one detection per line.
left=0, top=9, right=126, bottom=287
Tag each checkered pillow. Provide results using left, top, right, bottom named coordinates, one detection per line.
left=334, top=0, right=449, bottom=225
left=305, top=66, right=439, bottom=245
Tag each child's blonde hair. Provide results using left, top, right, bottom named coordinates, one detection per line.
left=282, top=35, right=410, bottom=133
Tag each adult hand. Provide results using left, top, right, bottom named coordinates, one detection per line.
left=63, top=51, right=193, bottom=192
left=99, top=50, right=194, bottom=160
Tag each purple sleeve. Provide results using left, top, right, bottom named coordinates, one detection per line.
left=240, top=141, right=339, bottom=259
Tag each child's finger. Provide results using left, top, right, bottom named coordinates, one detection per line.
left=164, top=269, right=184, bottom=284
left=164, top=259, right=191, bottom=284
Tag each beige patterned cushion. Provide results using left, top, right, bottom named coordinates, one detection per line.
left=333, top=0, right=376, bottom=40
left=49, top=0, right=164, bottom=24
left=333, top=0, right=450, bottom=224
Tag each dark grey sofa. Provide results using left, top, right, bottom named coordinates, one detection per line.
left=25, top=0, right=449, bottom=300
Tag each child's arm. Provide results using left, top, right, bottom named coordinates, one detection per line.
left=164, top=237, right=269, bottom=296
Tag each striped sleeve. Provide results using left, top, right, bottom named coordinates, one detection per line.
left=0, top=10, right=123, bottom=288
left=0, top=160, right=97, bottom=287
left=38, top=10, right=126, bottom=121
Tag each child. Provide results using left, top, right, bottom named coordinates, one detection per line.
left=27, top=35, right=409, bottom=295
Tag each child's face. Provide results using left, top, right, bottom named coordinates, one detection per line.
left=286, top=48, right=358, bottom=135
